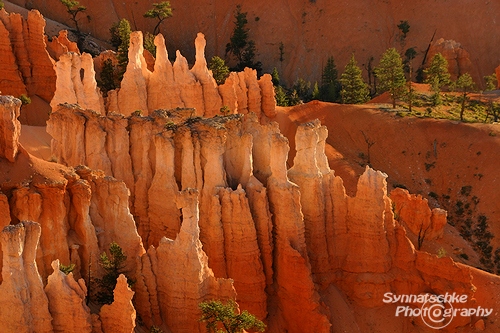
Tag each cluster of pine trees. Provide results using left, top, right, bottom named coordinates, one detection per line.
left=92, top=3, right=497, bottom=118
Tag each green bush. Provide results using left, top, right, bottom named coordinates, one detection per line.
left=59, top=262, right=76, bottom=275
left=93, top=242, right=130, bottom=305
left=199, top=300, right=265, bottom=333
left=19, top=94, right=31, bottom=105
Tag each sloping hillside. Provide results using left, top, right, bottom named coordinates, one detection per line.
left=8, top=0, right=500, bottom=86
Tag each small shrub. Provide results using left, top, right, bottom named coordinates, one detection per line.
left=459, top=253, right=469, bottom=260
left=165, top=121, right=177, bottom=131
left=199, top=299, right=266, bottom=333
left=455, top=200, right=464, bottom=216
left=460, top=185, right=472, bottom=197
left=144, top=32, right=156, bottom=56
left=428, top=192, right=438, bottom=199
left=150, top=326, right=163, bottom=333
left=424, top=161, right=435, bottom=171
left=393, top=183, right=408, bottom=190
left=132, top=110, right=143, bottom=116
left=19, top=94, right=31, bottom=105
left=437, top=247, right=447, bottom=258
left=220, top=105, right=231, bottom=116
left=59, top=262, right=76, bottom=275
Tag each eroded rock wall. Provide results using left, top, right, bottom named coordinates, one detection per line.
left=46, top=103, right=495, bottom=332
left=0, top=9, right=55, bottom=103
left=50, top=31, right=275, bottom=120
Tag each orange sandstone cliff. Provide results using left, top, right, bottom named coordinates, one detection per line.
left=43, top=98, right=500, bottom=331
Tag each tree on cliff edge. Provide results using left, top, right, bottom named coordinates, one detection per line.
left=209, top=56, right=230, bottom=85
left=144, top=1, right=173, bottom=35
left=340, top=55, right=370, bottom=104
left=199, top=300, right=266, bottom=333
left=424, top=53, right=451, bottom=106
left=60, top=0, right=86, bottom=34
left=116, top=19, right=132, bottom=82
left=375, top=48, right=406, bottom=108
left=225, top=5, right=262, bottom=75
left=454, top=73, right=475, bottom=121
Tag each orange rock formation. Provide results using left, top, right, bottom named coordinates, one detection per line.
left=45, top=99, right=500, bottom=331
left=50, top=31, right=275, bottom=119
left=0, top=8, right=57, bottom=125
left=99, top=274, right=136, bottom=333
left=426, top=38, right=473, bottom=81
left=0, top=94, right=239, bottom=333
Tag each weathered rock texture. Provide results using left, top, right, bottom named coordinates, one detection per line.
left=99, top=274, right=136, bottom=333
left=45, top=260, right=92, bottom=333
left=51, top=52, right=105, bottom=114
left=0, top=95, right=241, bottom=333
left=0, top=9, right=55, bottom=103
left=135, top=189, right=237, bottom=332
left=51, top=31, right=275, bottom=120
left=46, top=30, right=79, bottom=61
left=391, top=188, right=447, bottom=242
left=0, top=222, right=52, bottom=333
left=46, top=103, right=500, bottom=332
left=426, top=38, right=473, bottom=81
left=14, top=0, right=500, bottom=88
left=0, top=95, right=21, bottom=162
left=0, top=8, right=57, bottom=125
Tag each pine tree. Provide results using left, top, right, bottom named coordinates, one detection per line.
left=311, top=82, right=320, bottom=100
left=199, top=300, right=266, bottom=333
left=484, top=73, right=497, bottom=91
left=225, top=5, right=261, bottom=74
left=208, top=56, right=230, bottom=85
left=274, top=85, right=288, bottom=106
left=225, top=5, right=248, bottom=65
left=97, top=59, right=118, bottom=96
left=424, top=53, right=451, bottom=105
left=455, top=73, right=475, bottom=121
left=374, top=48, right=406, bottom=108
left=340, top=55, right=370, bottom=104
left=319, top=56, right=340, bottom=102
left=271, top=67, right=280, bottom=86
left=293, top=78, right=312, bottom=102
left=60, top=0, right=86, bottom=33
left=143, top=1, right=172, bottom=35
left=143, top=32, right=157, bottom=57
left=94, top=242, right=129, bottom=304
left=116, top=19, right=131, bottom=82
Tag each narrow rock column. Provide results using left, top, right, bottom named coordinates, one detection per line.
left=0, top=222, right=53, bottom=333
left=0, top=95, right=21, bottom=162
left=99, top=274, right=136, bottom=333
left=45, top=260, right=92, bottom=333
